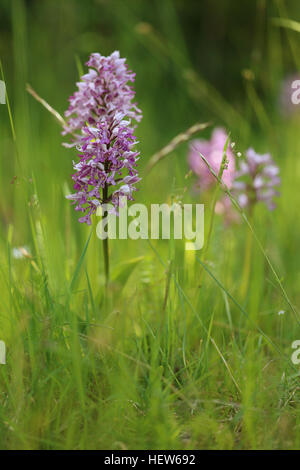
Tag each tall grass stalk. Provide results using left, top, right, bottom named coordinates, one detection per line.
left=198, top=135, right=230, bottom=285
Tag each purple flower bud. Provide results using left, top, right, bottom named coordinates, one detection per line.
left=232, top=148, right=280, bottom=211
left=188, top=128, right=236, bottom=190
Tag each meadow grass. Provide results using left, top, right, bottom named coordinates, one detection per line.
left=0, top=0, right=300, bottom=450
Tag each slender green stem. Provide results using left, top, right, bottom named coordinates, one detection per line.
left=240, top=212, right=253, bottom=299
left=103, top=237, right=109, bottom=286
left=198, top=135, right=230, bottom=285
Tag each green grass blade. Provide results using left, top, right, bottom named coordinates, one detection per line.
left=69, top=228, right=93, bottom=293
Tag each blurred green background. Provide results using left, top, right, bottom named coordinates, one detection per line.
left=0, top=0, right=299, bottom=246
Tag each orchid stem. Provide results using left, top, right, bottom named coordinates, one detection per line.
left=240, top=212, right=253, bottom=299
left=103, top=237, right=109, bottom=286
